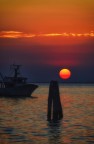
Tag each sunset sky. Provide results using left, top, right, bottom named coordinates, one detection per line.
left=0, top=0, right=94, bottom=82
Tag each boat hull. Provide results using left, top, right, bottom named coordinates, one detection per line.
left=0, top=84, right=38, bottom=97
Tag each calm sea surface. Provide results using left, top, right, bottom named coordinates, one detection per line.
left=0, top=84, right=94, bottom=144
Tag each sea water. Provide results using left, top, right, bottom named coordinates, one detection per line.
left=0, top=84, right=94, bottom=144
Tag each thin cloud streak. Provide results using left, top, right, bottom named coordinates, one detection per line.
left=0, top=31, right=94, bottom=39
left=0, top=31, right=36, bottom=38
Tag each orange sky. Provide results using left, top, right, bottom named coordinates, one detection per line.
left=0, top=0, right=94, bottom=33
left=0, top=0, right=94, bottom=46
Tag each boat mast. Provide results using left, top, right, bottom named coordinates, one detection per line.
left=0, top=72, right=5, bottom=84
left=11, top=64, right=21, bottom=78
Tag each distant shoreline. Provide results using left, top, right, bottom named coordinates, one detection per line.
left=31, top=82, right=94, bottom=84
left=31, top=82, right=94, bottom=86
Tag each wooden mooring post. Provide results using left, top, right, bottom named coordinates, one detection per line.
left=47, top=80, right=63, bottom=121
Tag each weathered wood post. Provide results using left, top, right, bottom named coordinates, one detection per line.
left=47, top=80, right=63, bottom=121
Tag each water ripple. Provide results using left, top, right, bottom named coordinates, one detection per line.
left=0, top=84, right=94, bottom=144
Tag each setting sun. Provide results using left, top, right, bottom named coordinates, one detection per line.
left=59, top=68, right=71, bottom=80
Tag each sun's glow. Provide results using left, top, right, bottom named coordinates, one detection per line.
left=59, top=68, right=71, bottom=80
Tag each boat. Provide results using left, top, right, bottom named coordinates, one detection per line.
left=0, top=64, right=38, bottom=97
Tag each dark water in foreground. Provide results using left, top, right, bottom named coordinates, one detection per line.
left=0, top=84, right=94, bottom=144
